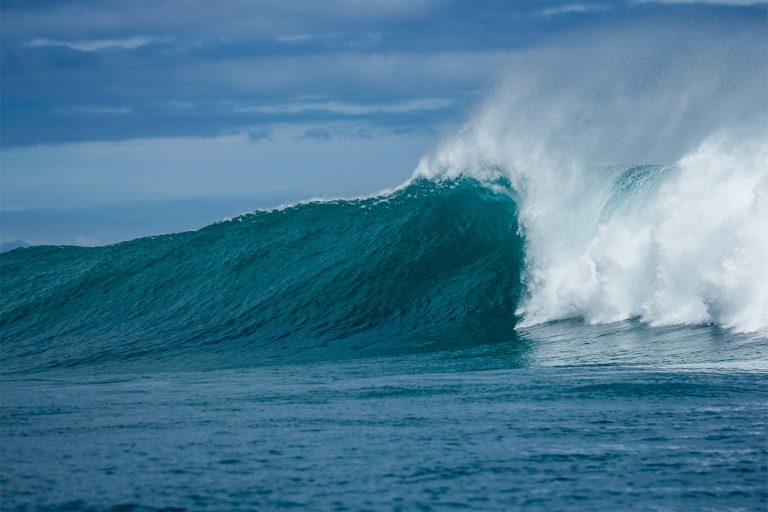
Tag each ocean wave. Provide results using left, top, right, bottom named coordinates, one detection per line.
left=2, top=21, right=766, bottom=374
left=0, top=178, right=524, bottom=373
left=416, top=23, right=768, bottom=335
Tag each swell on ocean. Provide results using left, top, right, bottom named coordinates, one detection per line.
left=1, top=21, right=767, bottom=376
left=2, top=151, right=767, bottom=375
left=1, top=178, right=526, bottom=373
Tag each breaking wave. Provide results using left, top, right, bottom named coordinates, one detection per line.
left=2, top=18, right=766, bottom=374
left=415, top=20, right=768, bottom=335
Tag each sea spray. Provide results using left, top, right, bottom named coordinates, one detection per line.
left=415, top=23, right=768, bottom=333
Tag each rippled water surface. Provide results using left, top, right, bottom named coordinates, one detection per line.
left=2, top=323, right=766, bottom=511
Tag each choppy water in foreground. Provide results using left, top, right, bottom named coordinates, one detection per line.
left=2, top=321, right=766, bottom=511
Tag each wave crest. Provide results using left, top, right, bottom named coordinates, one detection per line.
left=415, top=21, right=768, bottom=334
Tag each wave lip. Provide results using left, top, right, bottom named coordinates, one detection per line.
left=0, top=178, right=524, bottom=374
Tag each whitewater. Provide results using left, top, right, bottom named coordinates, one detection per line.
left=415, top=24, right=768, bottom=335
left=2, top=18, right=767, bottom=512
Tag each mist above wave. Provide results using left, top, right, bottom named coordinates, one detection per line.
left=416, top=21, right=768, bottom=333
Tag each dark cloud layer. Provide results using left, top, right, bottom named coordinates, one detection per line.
left=1, top=0, right=764, bottom=245
left=4, top=0, right=760, bottom=147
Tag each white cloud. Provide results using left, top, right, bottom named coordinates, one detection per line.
left=540, top=3, right=612, bottom=16
left=274, top=32, right=383, bottom=47
left=26, top=36, right=155, bottom=52
left=229, top=98, right=454, bottom=115
left=275, top=34, right=316, bottom=43
left=57, top=106, right=133, bottom=115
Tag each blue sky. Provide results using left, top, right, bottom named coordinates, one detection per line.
left=1, top=0, right=765, bottom=246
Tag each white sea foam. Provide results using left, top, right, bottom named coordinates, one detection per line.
left=416, top=23, right=768, bottom=334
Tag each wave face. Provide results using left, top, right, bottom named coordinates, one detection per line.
left=0, top=178, right=524, bottom=373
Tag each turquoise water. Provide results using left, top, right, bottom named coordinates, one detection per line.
left=1, top=179, right=523, bottom=374
left=1, top=177, right=766, bottom=510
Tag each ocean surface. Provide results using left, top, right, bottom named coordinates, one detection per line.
left=1, top=175, right=767, bottom=510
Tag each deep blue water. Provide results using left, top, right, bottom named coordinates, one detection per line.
left=1, top=177, right=766, bottom=510
left=2, top=322, right=766, bottom=511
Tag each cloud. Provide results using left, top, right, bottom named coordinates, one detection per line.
left=230, top=98, right=453, bottom=115
left=56, top=106, right=133, bottom=115
left=274, top=31, right=383, bottom=48
left=2, top=45, right=500, bottom=146
left=275, top=34, right=316, bottom=44
left=3, top=0, right=764, bottom=154
left=1, top=0, right=438, bottom=41
left=540, top=3, right=612, bottom=16
left=26, top=36, right=155, bottom=52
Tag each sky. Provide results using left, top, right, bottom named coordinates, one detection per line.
left=1, top=0, right=766, bottom=246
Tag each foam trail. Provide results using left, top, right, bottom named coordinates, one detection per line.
left=416, top=22, right=768, bottom=334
